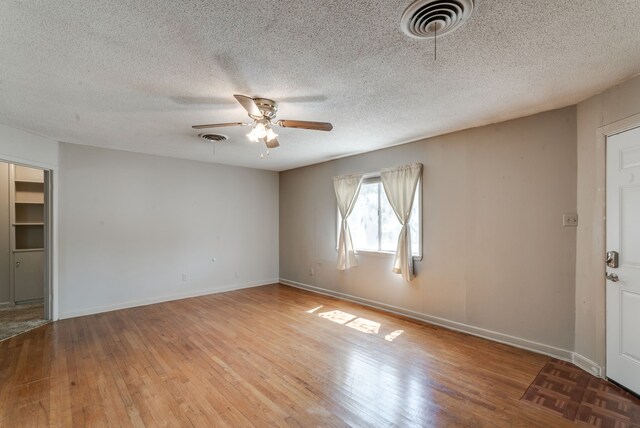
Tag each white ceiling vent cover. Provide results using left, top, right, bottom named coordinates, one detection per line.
left=401, top=0, right=474, bottom=39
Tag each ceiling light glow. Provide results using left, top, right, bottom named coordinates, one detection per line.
left=266, top=128, right=278, bottom=142
left=247, top=122, right=278, bottom=143
left=247, top=122, right=270, bottom=142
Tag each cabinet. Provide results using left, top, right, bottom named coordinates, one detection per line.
left=10, top=165, right=45, bottom=303
left=14, top=251, right=44, bottom=302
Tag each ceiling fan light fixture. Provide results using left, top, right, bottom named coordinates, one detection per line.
left=254, top=122, right=267, bottom=139
left=247, top=122, right=278, bottom=143
left=246, top=128, right=258, bottom=142
left=246, top=123, right=263, bottom=142
left=266, top=128, right=278, bottom=142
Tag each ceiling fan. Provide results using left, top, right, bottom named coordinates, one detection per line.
left=192, top=94, right=333, bottom=150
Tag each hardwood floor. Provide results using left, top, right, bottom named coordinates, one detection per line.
left=0, top=283, right=578, bottom=427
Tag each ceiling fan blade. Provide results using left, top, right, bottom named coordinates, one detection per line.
left=276, top=120, right=333, bottom=131
left=192, top=122, right=248, bottom=129
left=264, top=137, right=280, bottom=149
left=233, top=94, right=261, bottom=117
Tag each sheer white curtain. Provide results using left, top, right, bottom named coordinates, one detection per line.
left=381, top=163, right=422, bottom=281
left=333, top=174, right=363, bottom=270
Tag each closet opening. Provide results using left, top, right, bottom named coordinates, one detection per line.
left=0, top=161, right=51, bottom=340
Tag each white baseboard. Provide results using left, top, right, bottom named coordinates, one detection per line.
left=280, top=278, right=574, bottom=363
left=59, top=278, right=279, bottom=319
left=572, top=353, right=603, bottom=378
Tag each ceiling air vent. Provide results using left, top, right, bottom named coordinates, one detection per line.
left=400, top=0, right=474, bottom=39
left=199, top=133, right=228, bottom=142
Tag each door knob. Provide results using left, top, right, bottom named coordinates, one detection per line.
left=606, top=272, right=619, bottom=282
left=15, top=261, right=20, bottom=268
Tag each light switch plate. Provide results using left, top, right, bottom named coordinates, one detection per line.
left=563, top=213, right=578, bottom=227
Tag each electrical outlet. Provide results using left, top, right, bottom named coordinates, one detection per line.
left=309, top=267, right=315, bottom=276
left=563, top=213, right=578, bottom=227
left=234, top=272, right=239, bottom=279
left=181, top=273, right=187, bottom=282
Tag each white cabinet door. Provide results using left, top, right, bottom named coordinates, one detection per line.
left=14, top=251, right=44, bottom=302
left=606, top=126, right=640, bottom=394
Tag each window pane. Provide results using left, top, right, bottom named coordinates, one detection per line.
left=348, top=183, right=379, bottom=251
left=409, top=195, right=419, bottom=253
left=380, top=185, right=420, bottom=255
left=380, top=191, right=401, bottom=252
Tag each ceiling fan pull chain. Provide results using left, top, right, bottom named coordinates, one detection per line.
left=434, top=25, right=437, bottom=61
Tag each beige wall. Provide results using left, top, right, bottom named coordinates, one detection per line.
left=280, top=107, right=577, bottom=353
left=0, top=162, right=9, bottom=303
left=575, top=73, right=640, bottom=368
left=58, top=144, right=279, bottom=318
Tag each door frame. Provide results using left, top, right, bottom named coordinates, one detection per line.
left=598, top=112, right=640, bottom=379
left=0, top=157, right=56, bottom=321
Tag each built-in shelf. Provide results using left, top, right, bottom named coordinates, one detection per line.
left=10, top=164, right=46, bottom=304
left=10, top=165, right=45, bottom=260
left=14, top=179, right=44, bottom=184
left=14, top=165, right=44, bottom=183
left=15, top=203, right=44, bottom=223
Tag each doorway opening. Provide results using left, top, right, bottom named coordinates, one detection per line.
left=0, top=161, right=51, bottom=341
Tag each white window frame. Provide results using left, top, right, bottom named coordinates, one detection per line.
left=336, top=174, right=423, bottom=260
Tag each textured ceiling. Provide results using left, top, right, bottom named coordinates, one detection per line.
left=1, top=1, right=640, bottom=171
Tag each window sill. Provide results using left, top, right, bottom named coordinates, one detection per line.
left=354, top=249, right=423, bottom=261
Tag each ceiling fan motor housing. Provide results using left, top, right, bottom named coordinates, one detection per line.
left=251, top=98, right=278, bottom=120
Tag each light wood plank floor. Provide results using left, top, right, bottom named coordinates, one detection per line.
left=0, top=284, right=576, bottom=427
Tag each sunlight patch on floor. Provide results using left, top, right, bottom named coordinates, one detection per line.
left=345, top=317, right=380, bottom=334
left=385, top=330, right=404, bottom=342
left=308, top=307, right=403, bottom=343
left=306, top=305, right=323, bottom=314
left=318, top=310, right=357, bottom=325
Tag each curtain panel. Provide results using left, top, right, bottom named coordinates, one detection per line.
left=333, top=173, right=363, bottom=270
left=381, top=163, right=422, bottom=281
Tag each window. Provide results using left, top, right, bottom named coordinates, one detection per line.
left=338, top=176, right=421, bottom=257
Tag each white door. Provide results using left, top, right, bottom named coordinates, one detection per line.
left=606, top=126, right=640, bottom=394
